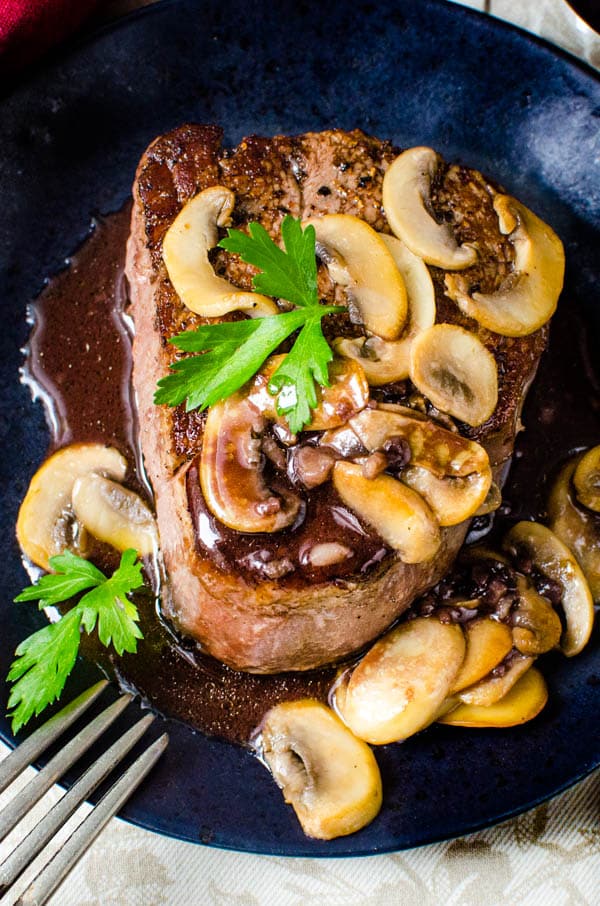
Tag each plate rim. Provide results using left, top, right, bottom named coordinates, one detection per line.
left=0, top=0, right=599, bottom=855
left=4, top=0, right=600, bottom=103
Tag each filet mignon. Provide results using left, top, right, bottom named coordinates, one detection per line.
left=126, top=125, right=548, bottom=673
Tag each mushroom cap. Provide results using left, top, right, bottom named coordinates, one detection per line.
left=503, top=521, right=594, bottom=657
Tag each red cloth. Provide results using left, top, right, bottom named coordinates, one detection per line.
left=0, top=0, right=100, bottom=76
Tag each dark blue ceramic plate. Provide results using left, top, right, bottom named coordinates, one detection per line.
left=0, top=0, right=598, bottom=855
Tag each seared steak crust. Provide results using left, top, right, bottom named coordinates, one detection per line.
left=126, top=124, right=548, bottom=672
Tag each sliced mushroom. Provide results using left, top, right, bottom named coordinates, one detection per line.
left=503, top=521, right=594, bottom=657
left=200, top=393, right=302, bottom=533
left=332, top=462, right=441, bottom=563
left=200, top=354, right=371, bottom=533
left=457, top=653, right=534, bottom=707
left=474, top=481, right=502, bottom=517
left=572, top=445, right=600, bottom=513
left=548, top=458, right=600, bottom=602
left=305, top=214, right=407, bottom=339
left=319, top=425, right=366, bottom=459
left=382, top=147, right=477, bottom=270
left=72, top=474, right=157, bottom=556
left=334, top=617, right=466, bottom=744
left=349, top=406, right=490, bottom=479
left=258, top=700, right=382, bottom=840
left=333, top=233, right=435, bottom=384
left=409, top=324, right=498, bottom=426
left=16, top=444, right=127, bottom=570
left=162, top=186, right=278, bottom=318
left=445, top=194, right=565, bottom=336
left=511, top=576, right=562, bottom=656
left=439, top=667, right=548, bottom=728
left=401, top=464, right=492, bottom=526
left=450, top=618, right=514, bottom=694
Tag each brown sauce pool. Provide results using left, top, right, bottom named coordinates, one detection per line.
left=23, top=206, right=600, bottom=746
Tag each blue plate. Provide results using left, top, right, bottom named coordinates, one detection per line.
left=0, top=0, right=598, bottom=855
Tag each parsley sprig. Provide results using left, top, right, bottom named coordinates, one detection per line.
left=154, top=216, right=344, bottom=434
left=8, top=550, right=144, bottom=733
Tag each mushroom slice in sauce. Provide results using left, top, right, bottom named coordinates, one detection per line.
left=16, top=443, right=128, bottom=570
left=548, top=456, right=600, bottom=602
left=199, top=355, right=369, bottom=533
left=445, top=195, right=565, bottom=337
left=401, top=464, right=492, bottom=527
left=349, top=405, right=490, bottom=480
left=503, top=521, right=594, bottom=657
left=510, top=576, right=562, bottom=656
left=72, top=473, right=158, bottom=556
left=456, top=653, right=534, bottom=707
left=450, top=618, right=514, bottom=694
left=572, top=445, right=600, bottom=513
left=332, top=461, right=441, bottom=563
left=200, top=393, right=302, bottom=534
left=334, top=617, right=466, bottom=744
left=439, top=668, right=548, bottom=728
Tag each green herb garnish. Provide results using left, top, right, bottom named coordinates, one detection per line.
left=154, top=216, right=343, bottom=434
left=8, top=550, right=144, bottom=733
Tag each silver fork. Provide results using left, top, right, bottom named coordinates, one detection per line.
left=0, top=680, right=168, bottom=906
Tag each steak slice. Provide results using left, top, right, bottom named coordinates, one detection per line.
left=126, top=125, right=548, bottom=673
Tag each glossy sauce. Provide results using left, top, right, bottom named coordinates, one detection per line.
left=23, top=207, right=600, bottom=745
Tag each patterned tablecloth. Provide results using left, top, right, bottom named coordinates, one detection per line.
left=0, top=1, right=598, bottom=903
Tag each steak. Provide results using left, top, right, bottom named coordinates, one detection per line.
left=126, top=125, right=548, bottom=673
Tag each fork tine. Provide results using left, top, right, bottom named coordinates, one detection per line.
left=0, top=694, right=132, bottom=844
left=0, top=714, right=155, bottom=895
left=0, top=681, right=108, bottom=795
left=16, top=733, right=169, bottom=906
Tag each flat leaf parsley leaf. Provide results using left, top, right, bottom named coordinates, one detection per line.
left=268, top=315, right=335, bottom=434
left=8, top=550, right=144, bottom=733
left=154, top=215, right=343, bottom=432
left=219, top=217, right=318, bottom=309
